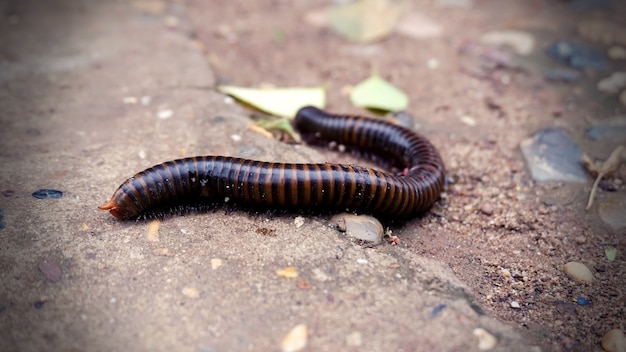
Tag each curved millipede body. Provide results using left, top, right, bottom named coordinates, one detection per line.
left=99, top=106, right=445, bottom=219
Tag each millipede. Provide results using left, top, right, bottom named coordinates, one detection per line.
left=99, top=106, right=445, bottom=220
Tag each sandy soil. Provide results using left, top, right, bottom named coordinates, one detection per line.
left=1, top=0, right=624, bottom=351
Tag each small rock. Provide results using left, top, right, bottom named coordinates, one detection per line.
left=432, top=304, right=447, bottom=316
left=294, top=216, right=305, bottom=228
left=574, top=235, right=586, bottom=244
left=546, top=40, right=609, bottom=70
left=597, top=72, right=626, bottom=94
left=473, top=328, right=497, bottom=350
left=576, top=297, right=591, bottom=306
left=520, top=128, right=587, bottom=183
left=510, top=301, right=521, bottom=309
left=281, top=324, right=307, bottom=352
left=330, top=213, right=384, bottom=245
left=211, top=258, right=223, bottom=270
left=32, top=189, right=63, bottom=199
left=608, top=46, right=626, bottom=60
left=563, top=261, right=594, bottom=283
left=181, top=286, right=200, bottom=298
left=598, top=193, right=626, bottom=230
left=157, top=109, right=173, bottom=119
left=481, top=30, right=534, bottom=56
left=602, top=329, right=626, bottom=352
left=38, top=258, right=63, bottom=282
left=479, top=203, right=494, bottom=215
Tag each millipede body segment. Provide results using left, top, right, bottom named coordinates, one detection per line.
left=99, top=106, right=445, bottom=220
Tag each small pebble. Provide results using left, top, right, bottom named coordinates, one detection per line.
left=576, top=297, right=591, bottom=306
left=281, top=324, right=307, bottom=352
left=181, top=286, right=200, bottom=298
left=479, top=203, right=494, bottom=215
left=293, top=216, right=305, bottom=229
left=563, top=261, right=594, bottom=283
left=32, top=189, right=63, bottom=199
left=546, top=40, right=608, bottom=70
left=38, top=257, right=63, bottom=282
left=211, top=258, right=223, bottom=270
left=510, top=301, right=521, bottom=309
left=598, top=193, right=626, bottom=230
left=157, top=109, right=173, bottom=119
left=432, top=304, right=447, bottom=317
left=329, top=213, right=384, bottom=245
left=602, top=329, right=626, bottom=352
left=597, top=72, right=626, bottom=94
left=574, top=235, right=586, bottom=244
left=473, top=328, right=498, bottom=350
left=520, top=128, right=587, bottom=183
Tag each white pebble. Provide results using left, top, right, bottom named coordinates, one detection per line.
left=473, top=328, right=497, bottom=350
left=140, top=95, right=152, bottom=106
left=294, top=216, right=305, bottom=229
left=157, top=109, right=173, bottom=119
left=230, top=134, right=242, bottom=142
left=329, top=213, right=384, bottom=245
left=597, top=72, right=626, bottom=94
left=281, top=324, right=307, bottom=352
left=602, top=329, right=626, bottom=352
left=563, top=261, right=594, bottom=283
left=510, top=301, right=521, bottom=309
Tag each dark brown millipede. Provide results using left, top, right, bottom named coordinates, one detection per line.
left=99, top=106, right=445, bottom=220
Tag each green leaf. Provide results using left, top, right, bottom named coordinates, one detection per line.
left=217, top=86, right=325, bottom=118
left=350, top=72, right=409, bottom=112
left=605, top=247, right=617, bottom=262
left=256, top=117, right=298, bottom=141
left=328, top=0, right=400, bottom=42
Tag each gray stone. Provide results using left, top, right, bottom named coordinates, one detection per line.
left=520, top=128, right=587, bottom=183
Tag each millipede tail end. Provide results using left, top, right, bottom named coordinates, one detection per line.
left=98, top=199, right=127, bottom=219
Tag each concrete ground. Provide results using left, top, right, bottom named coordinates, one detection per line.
left=0, top=1, right=587, bottom=351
